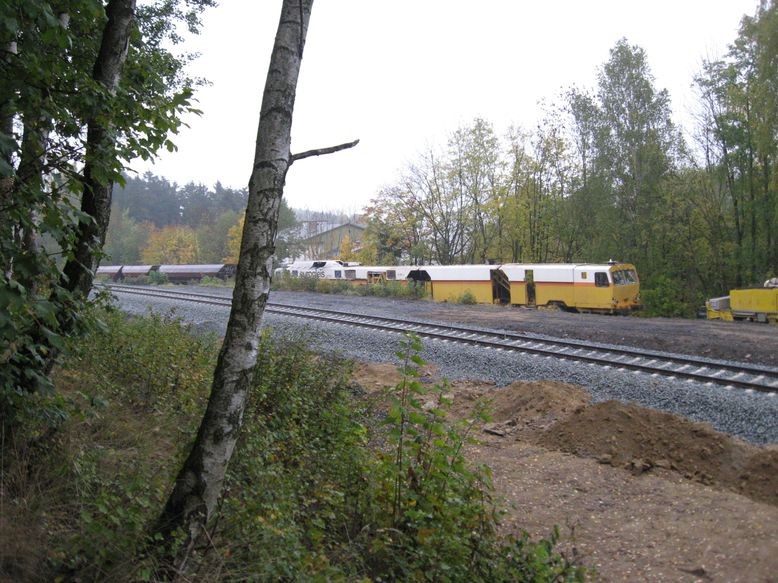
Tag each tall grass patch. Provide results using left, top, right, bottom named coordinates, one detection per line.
left=2, top=310, right=584, bottom=581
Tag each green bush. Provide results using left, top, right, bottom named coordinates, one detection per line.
left=1, top=308, right=220, bottom=581
left=353, top=333, right=585, bottom=581
left=199, top=275, right=234, bottom=287
left=271, top=272, right=428, bottom=300
left=148, top=270, right=169, bottom=285
left=211, top=332, right=368, bottom=580
left=4, top=313, right=584, bottom=581
left=122, top=275, right=149, bottom=285
left=457, top=290, right=478, bottom=304
left=641, top=275, right=699, bottom=317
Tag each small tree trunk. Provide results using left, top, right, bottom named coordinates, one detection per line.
left=61, top=0, right=136, bottom=299
left=154, top=0, right=314, bottom=570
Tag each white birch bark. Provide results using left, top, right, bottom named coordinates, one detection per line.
left=155, top=0, right=316, bottom=570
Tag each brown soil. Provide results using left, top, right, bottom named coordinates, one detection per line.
left=351, top=362, right=778, bottom=582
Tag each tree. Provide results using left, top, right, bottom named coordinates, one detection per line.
left=222, top=214, right=243, bottom=264
left=694, top=1, right=778, bottom=286
left=141, top=225, right=199, bottom=264
left=154, top=0, right=358, bottom=570
left=196, top=209, right=239, bottom=263
left=0, top=0, right=213, bottom=409
left=595, top=39, right=683, bottom=272
left=103, top=203, right=148, bottom=263
left=338, top=233, right=355, bottom=261
left=60, top=0, right=138, bottom=300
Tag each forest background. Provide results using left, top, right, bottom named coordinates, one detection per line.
left=105, top=8, right=777, bottom=318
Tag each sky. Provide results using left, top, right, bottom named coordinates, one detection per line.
left=133, top=0, right=759, bottom=213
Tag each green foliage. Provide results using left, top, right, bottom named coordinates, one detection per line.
left=69, top=308, right=216, bottom=416
left=0, top=0, right=214, bottom=420
left=211, top=333, right=368, bottom=580
left=352, top=333, right=585, bottom=581
left=457, top=290, right=478, bottom=305
left=640, top=275, right=700, bottom=318
left=272, top=272, right=428, bottom=299
left=4, top=313, right=584, bottom=581
left=102, top=204, right=149, bottom=264
left=147, top=269, right=169, bottom=285
left=1, top=308, right=218, bottom=580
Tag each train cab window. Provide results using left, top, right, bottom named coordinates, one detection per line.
left=612, top=271, right=626, bottom=285
left=386, top=270, right=396, bottom=280
left=625, top=269, right=637, bottom=283
left=334, top=270, right=342, bottom=279
left=594, top=272, right=610, bottom=287
left=312, top=261, right=326, bottom=268
left=291, top=270, right=298, bottom=277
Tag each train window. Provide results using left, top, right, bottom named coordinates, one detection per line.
left=581, top=272, right=588, bottom=280
left=625, top=269, right=637, bottom=283
left=312, top=261, right=326, bottom=268
left=291, top=270, right=298, bottom=277
left=595, top=272, right=610, bottom=287
left=612, top=271, right=625, bottom=285
left=345, top=269, right=356, bottom=280
left=386, top=270, right=396, bottom=280
left=334, top=270, right=342, bottom=279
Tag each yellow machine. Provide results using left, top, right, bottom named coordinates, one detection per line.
left=706, top=280, right=778, bottom=324
left=407, top=262, right=642, bottom=313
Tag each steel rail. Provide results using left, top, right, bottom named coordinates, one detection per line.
left=100, top=284, right=778, bottom=394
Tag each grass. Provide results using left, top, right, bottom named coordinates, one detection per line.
left=1, top=305, right=585, bottom=581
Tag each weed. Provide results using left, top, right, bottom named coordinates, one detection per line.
left=457, top=290, right=478, bottom=304
left=2, top=315, right=584, bottom=582
left=272, top=273, right=428, bottom=300
left=199, top=275, right=234, bottom=287
left=148, top=270, right=169, bottom=285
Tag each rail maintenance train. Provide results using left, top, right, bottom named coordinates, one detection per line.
left=276, top=260, right=642, bottom=314
left=706, top=278, right=778, bottom=324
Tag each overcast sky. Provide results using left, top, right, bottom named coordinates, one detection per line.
left=133, top=0, right=758, bottom=213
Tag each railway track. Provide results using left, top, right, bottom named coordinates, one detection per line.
left=101, top=284, right=778, bottom=395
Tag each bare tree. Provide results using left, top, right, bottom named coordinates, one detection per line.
left=154, top=0, right=357, bottom=572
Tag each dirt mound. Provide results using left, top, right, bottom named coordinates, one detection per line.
left=446, top=380, right=590, bottom=436
left=349, top=364, right=777, bottom=506
left=537, top=400, right=777, bottom=505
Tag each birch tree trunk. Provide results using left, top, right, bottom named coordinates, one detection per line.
left=155, top=0, right=316, bottom=569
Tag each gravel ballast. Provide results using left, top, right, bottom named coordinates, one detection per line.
left=112, top=288, right=778, bottom=445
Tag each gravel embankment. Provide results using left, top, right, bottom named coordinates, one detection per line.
left=112, top=288, right=778, bottom=445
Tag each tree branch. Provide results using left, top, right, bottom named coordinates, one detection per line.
left=289, top=139, right=359, bottom=165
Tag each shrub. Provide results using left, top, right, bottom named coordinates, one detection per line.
left=199, top=275, right=234, bottom=287
left=641, top=275, right=698, bottom=317
left=457, top=290, right=478, bottom=304
left=123, top=275, right=149, bottom=285
left=4, top=314, right=584, bottom=581
left=352, top=333, right=585, bottom=581
left=148, top=270, right=169, bottom=285
left=208, top=332, right=368, bottom=580
left=1, top=308, right=220, bottom=581
left=271, top=273, right=429, bottom=300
